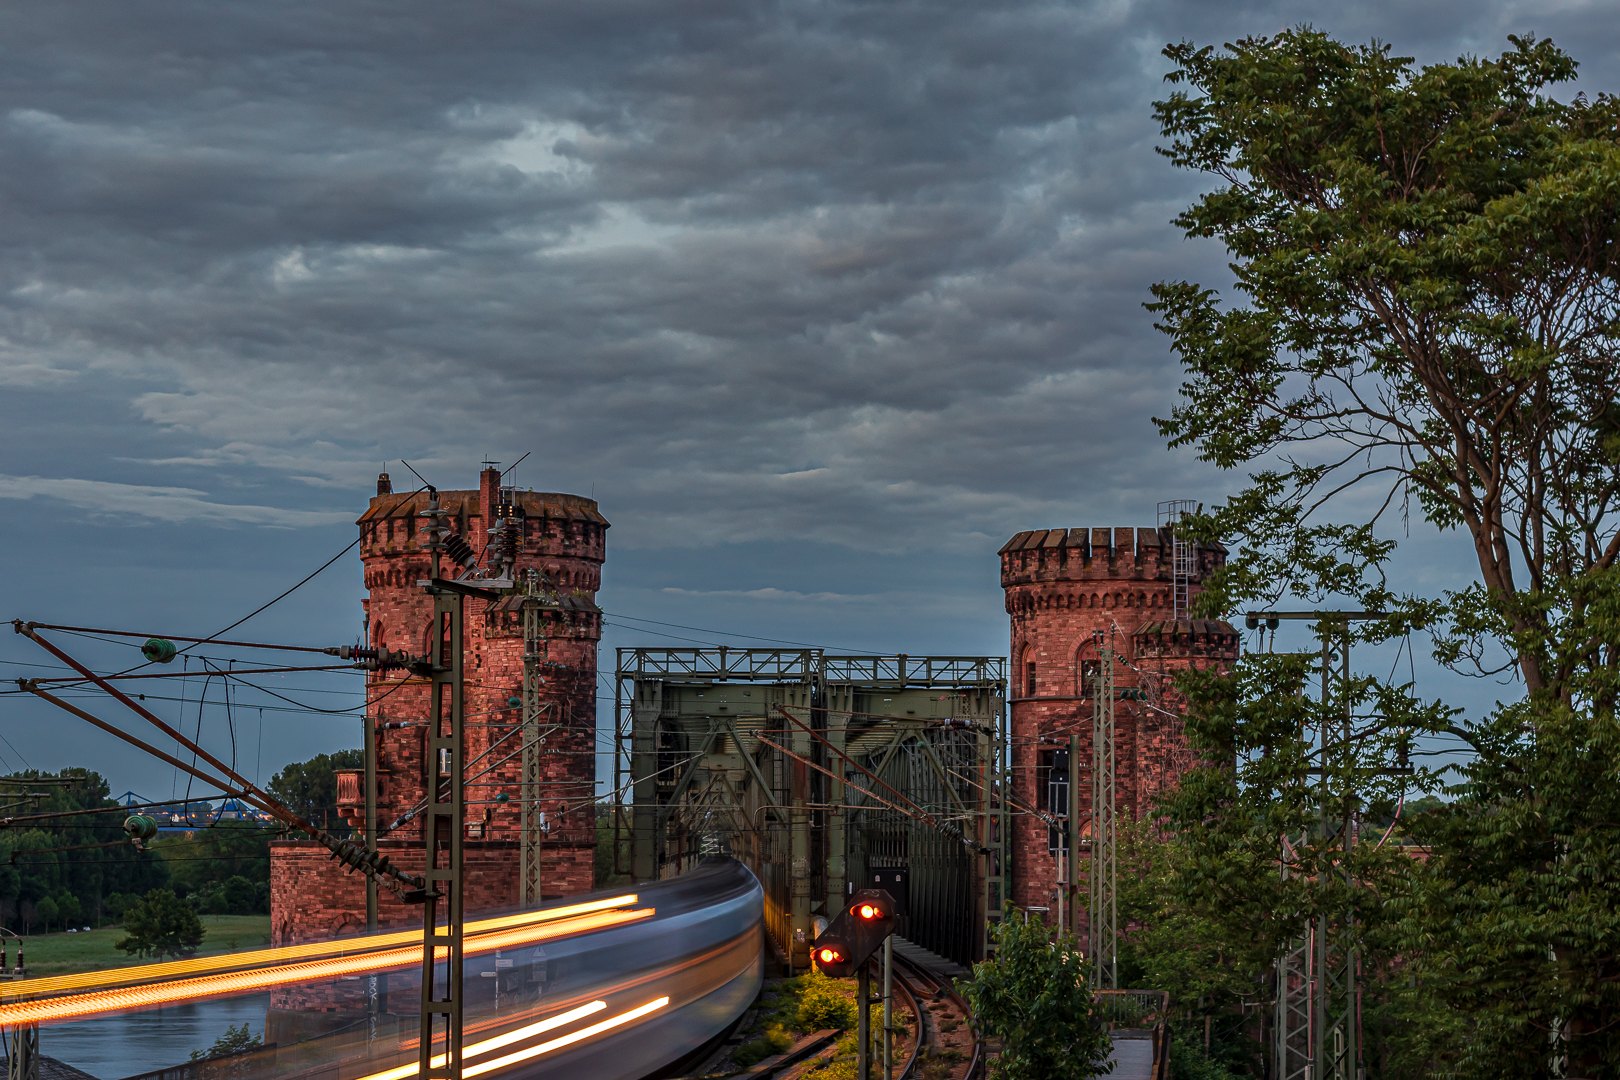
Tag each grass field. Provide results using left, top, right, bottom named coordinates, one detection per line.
left=15, top=916, right=272, bottom=977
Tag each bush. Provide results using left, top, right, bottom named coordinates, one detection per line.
left=1170, top=1031, right=1243, bottom=1080
left=957, top=910, right=1112, bottom=1080
left=797, top=971, right=857, bottom=1031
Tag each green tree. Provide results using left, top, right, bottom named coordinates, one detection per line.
left=1151, top=29, right=1620, bottom=1076
left=56, top=891, right=81, bottom=929
left=190, top=1022, right=260, bottom=1061
left=153, top=820, right=276, bottom=902
left=0, top=770, right=169, bottom=925
left=34, top=895, right=58, bottom=934
left=268, top=749, right=362, bottom=834
left=594, top=806, right=629, bottom=888
left=117, top=888, right=205, bottom=959
left=1114, top=822, right=1270, bottom=1077
left=957, top=911, right=1111, bottom=1080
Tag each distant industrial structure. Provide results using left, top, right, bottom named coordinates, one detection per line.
left=113, top=792, right=274, bottom=832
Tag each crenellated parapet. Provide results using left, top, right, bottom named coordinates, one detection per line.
left=1133, top=617, right=1241, bottom=660
left=356, top=489, right=608, bottom=567
left=999, top=526, right=1225, bottom=588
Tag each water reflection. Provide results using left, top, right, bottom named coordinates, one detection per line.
left=37, top=994, right=269, bottom=1079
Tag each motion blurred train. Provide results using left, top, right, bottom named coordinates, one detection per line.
left=5, top=859, right=764, bottom=1080
left=331, top=858, right=764, bottom=1080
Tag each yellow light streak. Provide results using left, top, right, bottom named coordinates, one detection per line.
left=462, top=996, right=670, bottom=1078
left=0, top=907, right=653, bottom=1027
left=3, top=894, right=639, bottom=1001
left=356, top=1000, right=610, bottom=1080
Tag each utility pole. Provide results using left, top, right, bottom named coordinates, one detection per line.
left=519, top=572, right=553, bottom=907
left=1089, top=639, right=1118, bottom=990
left=2, top=928, right=33, bottom=1080
left=364, top=703, right=381, bottom=1044
left=1314, top=615, right=1358, bottom=1080
left=415, top=582, right=467, bottom=1080
left=1256, top=610, right=1393, bottom=1080
left=5, top=1025, right=37, bottom=1080
left=1065, top=732, right=1080, bottom=938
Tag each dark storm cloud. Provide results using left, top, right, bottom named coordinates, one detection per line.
left=7, top=0, right=1601, bottom=539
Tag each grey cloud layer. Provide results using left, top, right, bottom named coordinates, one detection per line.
left=3, top=0, right=1607, bottom=554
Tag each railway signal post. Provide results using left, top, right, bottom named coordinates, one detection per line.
left=812, top=889, right=897, bottom=1080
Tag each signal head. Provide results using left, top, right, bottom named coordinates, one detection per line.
left=848, top=889, right=895, bottom=927
left=812, top=933, right=857, bottom=977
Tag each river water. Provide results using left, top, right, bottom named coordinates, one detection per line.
left=36, top=994, right=271, bottom=1079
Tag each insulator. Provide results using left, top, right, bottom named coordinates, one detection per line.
left=442, top=532, right=476, bottom=569
left=494, top=525, right=518, bottom=567
left=141, top=639, right=177, bottom=664
left=123, top=814, right=158, bottom=841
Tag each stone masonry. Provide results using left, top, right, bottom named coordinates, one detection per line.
left=1000, top=526, right=1238, bottom=914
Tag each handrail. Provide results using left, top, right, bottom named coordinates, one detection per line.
left=1093, top=988, right=1171, bottom=1078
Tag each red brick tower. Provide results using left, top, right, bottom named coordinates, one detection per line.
left=268, top=467, right=607, bottom=959
left=999, top=526, right=1237, bottom=912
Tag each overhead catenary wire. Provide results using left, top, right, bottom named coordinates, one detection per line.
left=14, top=628, right=422, bottom=894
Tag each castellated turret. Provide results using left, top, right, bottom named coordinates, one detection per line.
left=352, top=467, right=606, bottom=865
left=1000, top=526, right=1238, bottom=912
left=265, top=467, right=606, bottom=1035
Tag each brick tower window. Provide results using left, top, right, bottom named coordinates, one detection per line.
left=1039, top=748, right=1070, bottom=854
left=1025, top=660, right=1036, bottom=698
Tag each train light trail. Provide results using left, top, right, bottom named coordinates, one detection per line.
left=0, top=907, right=653, bottom=1027
left=462, top=997, right=670, bottom=1079
left=356, top=1000, right=611, bottom=1080
left=1, top=894, right=640, bottom=1002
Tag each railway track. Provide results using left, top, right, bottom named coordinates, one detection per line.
left=722, top=942, right=981, bottom=1080
left=890, top=949, right=980, bottom=1080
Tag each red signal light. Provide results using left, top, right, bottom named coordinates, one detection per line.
left=816, top=888, right=896, bottom=977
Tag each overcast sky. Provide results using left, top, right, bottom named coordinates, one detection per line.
left=3, top=0, right=1614, bottom=799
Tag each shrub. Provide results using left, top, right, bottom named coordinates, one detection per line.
left=797, top=971, right=857, bottom=1031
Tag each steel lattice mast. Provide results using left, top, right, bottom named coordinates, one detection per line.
left=1089, top=640, right=1118, bottom=990
left=519, top=573, right=554, bottom=907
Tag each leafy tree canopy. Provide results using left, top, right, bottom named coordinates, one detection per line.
left=190, top=1022, right=262, bottom=1063
left=957, top=911, right=1111, bottom=1080
left=153, top=819, right=277, bottom=900
left=268, top=748, right=362, bottom=834
left=117, top=888, right=204, bottom=959
left=1151, top=28, right=1620, bottom=1076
